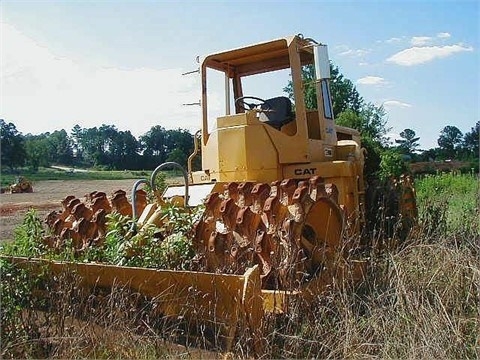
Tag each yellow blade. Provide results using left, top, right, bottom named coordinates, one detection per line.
left=4, top=256, right=264, bottom=352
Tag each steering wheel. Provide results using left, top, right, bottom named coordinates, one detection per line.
left=235, top=96, right=269, bottom=111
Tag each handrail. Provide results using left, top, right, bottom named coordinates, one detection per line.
left=187, top=130, right=201, bottom=183
left=150, top=162, right=189, bottom=207
left=131, top=178, right=149, bottom=221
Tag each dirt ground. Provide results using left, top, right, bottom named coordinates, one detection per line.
left=0, top=180, right=136, bottom=242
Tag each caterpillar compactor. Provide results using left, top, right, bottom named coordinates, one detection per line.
left=6, top=35, right=416, bottom=351
left=181, top=34, right=368, bottom=291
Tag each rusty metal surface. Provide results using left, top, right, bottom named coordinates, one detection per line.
left=194, top=176, right=346, bottom=291
left=41, top=176, right=348, bottom=294
left=43, top=189, right=147, bottom=252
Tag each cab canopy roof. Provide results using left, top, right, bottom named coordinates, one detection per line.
left=202, top=35, right=317, bottom=78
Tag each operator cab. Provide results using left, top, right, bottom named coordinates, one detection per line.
left=195, top=34, right=350, bottom=175
left=200, top=35, right=337, bottom=145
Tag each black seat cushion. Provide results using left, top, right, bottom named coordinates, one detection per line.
left=259, top=96, right=294, bottom=129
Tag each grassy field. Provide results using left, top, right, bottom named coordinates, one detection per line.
left=0, top=166, right=185, bottom=188
left=416, top=172, right=479, bottom=234
left=1, top=173, right=479, bottom=359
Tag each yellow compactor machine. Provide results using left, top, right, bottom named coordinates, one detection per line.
left=6, top=35, right=417, bottom=351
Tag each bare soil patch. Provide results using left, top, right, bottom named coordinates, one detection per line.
left=0, top=180, right=135, bottom=242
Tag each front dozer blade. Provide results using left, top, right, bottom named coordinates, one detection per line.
left=3, top=256, right=264, bottom=353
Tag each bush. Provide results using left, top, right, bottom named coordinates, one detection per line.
left=1, top=209, right=46, bottom=257
left=379, top=149, right=409, bottom=180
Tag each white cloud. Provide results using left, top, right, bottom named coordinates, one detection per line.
left=411, top=36, right=432, bottom=46
left=410, top=33, right=452, bottom=45
left=338, top=47, right=370, bottom=57
left=383, top=100, right=412, bottom=109
left=386, top=44, right=473, bottom=66
left=0, top=22, right=203, bottom=136
left=384, top=33, right=452, bottom=46
left=385, top=37, right=403, bottom=44
left=437, top=32, right=451, bottom=39
left=335, top=44, right=349, bottom=52
left=357, top=76, right=388, bottom=86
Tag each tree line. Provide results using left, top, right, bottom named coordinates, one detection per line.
left=1, top=62, right=478, bottom=174
left=1, top=121, right=195, bottom=171
left=3, top=116, right=476, bottom=175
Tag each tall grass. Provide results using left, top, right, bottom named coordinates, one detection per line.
left=257, top=237, right=478, bottom=359
left=1, top=173, right=479, bottom=359
left=416, top=172, right=479, bottom=235
left=253, top=173, right=479, bottom=359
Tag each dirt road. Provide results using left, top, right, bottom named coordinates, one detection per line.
left=0, top=180, right=136, bottom=242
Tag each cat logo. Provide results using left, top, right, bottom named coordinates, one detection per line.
left=294, top=168, right=317, bottom=176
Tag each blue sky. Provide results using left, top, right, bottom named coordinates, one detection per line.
left=1, top=0, right=478, bottom=149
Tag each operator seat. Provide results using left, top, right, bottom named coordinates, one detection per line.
left=258, top=96, right=294, bottom=129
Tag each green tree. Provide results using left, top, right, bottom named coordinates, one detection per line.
left=379, top=148, right=408, bottom=179
left=70, top=124, right=84, bottom=165
left=166, top=148, right=188, bottom=167
left=438, top=125, right=463, bottom=159
left=107, top=130, right=141, bottom=169
left=283, top=63, right=363, bottom=116
left=98, top=124, right=121, bottom=169
left=165, top=129, right=193, bottom=159
left=330, top=64, right=364, bottom=116
left=163, top=129, right=194, bottom=168
left=355, top=103, right=390, bottom=146
left=139, top=127, right=193, bottom=169
left=462, top=121, right=479, bottom=159
left=121, top=131, right=142, bottom=169
left=418, top=147, right=441, bottom=162
left=24, top=134, right=51, bottom=170
left=139, top=125, right=168, bottom=168
left=1, top=120, right=26, bottom=170
left=395, top=128, right=420, bottom=156
left=77, top=126, right=108, bottom=167
left=335, top=106, right=390, bottom=177
left=49, top=129, right=74, bottom=165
